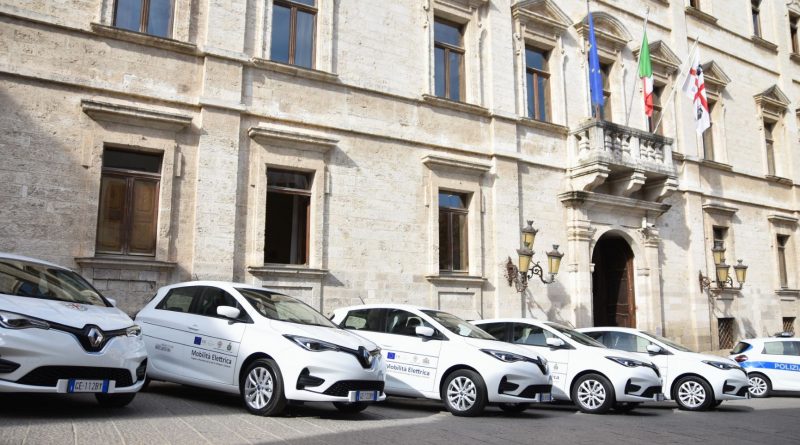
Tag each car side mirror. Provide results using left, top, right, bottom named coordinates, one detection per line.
left=415, top=326, right=435, bottom=338
left=217, top=305, right=241, bottom=320
left=546, top=337, right=565, bottom=348
left=106, top=297, right=117, bottom=307
left=646, top=344, right=663, bottom=355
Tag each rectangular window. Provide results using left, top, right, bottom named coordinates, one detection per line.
left=751, top=0, right=762, bottom=38
left=265, top=169, right=311, bottom=265
left=647, top=85, right=664, bottom=134
left=439, top=191, right=469, bottom=272
left=713, top=226, right=727, bottom=251
left=702, top=99, right=716, bottom=160
left=114, top=0, right=173, bottom=38
left=765, top=121, right=776, bottom=176
left=784, top=317, right=796, bottom=334
left=778, top=235, right=789, bottom=288
left=689, top=0, right=700, bottom=8
left=792, top=14, right=800, bottom=54
left=718, top=317, right=735, bottom=349
left=525, top=47, right=550, bottom=122
left=434, top=19, right=465, bottom=102
left=271, top=0, right=317, bottom=69
left=96, top=148, right=162, bottom=256
left=598, top=63, right=612, bottom=121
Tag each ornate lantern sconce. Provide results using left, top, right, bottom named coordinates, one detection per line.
left=699, top=242, right=748, bottom=293
left=505, top=220, right=564, bottom=293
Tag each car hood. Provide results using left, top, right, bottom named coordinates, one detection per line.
left=681, top=351, right=738, bottom=365
left=0, top=295, right=133, bottom=330
left=269, top=320, right=379, bottom=351
left=597, top=347, right=657, bottom=364
left=460, top=336, right=543, bottom=359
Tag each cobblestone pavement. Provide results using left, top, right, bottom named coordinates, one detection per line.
left=1, top=382, right=799, bottom=445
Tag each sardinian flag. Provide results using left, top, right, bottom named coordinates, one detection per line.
left=682, top=51, right=711, bottom=134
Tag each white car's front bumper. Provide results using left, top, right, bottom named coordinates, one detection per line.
left=0, top=325, right=147, bottom=394
left=280, top=348, right=387, bottom=403
left=713, top=369, right=750, bottom=400
left=484, top=360, right=553, bottom=404
left=612, top=366, right=664, bottom=403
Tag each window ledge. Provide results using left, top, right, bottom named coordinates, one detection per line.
left=425, top=274, right=487, bottom=287
left=75, top=256, right=177, bottom=271
left=251, top=58, right=340, bottom=84
left=248, top=126, right=338, bottom=153
left=685, top=7, right=717, bottom=25
left=81, top=99, right=193, bottom=131
left=791, top=53, right=800, bottom=64
left=751, top=35, right=778, bottom=53
left=248, top=265, right=328, bottom=280
left=90, top=23, right=197, bottom=56
left=517, top=117, right=569, bottom=136
left=776, top=289, right=800, bottom=299
left=422, top=95, right=491, bottom=117
left=765, top=175, right=793, bottom=185
left=699, top=159, right=733, bottom=172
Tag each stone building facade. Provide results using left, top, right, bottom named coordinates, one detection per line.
left=1, top=0, right=799, bottom=350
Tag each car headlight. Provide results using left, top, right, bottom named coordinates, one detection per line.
left=284, top=335, right=341, bottom=352
left=606, top=356, right=650, bottom=368
left=702, top=360, right=740, bottom=370
left=126, top=325, right=142, bottom=338
left=481, top=349, right=527, bottom=363
left=0, top=311, right=50, bottom=330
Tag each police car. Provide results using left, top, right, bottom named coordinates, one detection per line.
left=473, top=319, right=664, bottom=414
left=579, top=327, right=749, bottom=411
left=136, top=282, right=385, bottom=416
left=730, top=334, right=800, bottom=397
left=330, top=304, right=552, bottom=417
left=0, top=253, right=147, bottom=407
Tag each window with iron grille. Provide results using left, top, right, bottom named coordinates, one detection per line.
left=784, top=317, right=796, bottom=334
left=271, top=0, right=317, bottom=69
left=718, top=317, right=735, bottom=350
left=114, top=0, right=173, bottom=38
left=96, top=148, right=162, bottom=256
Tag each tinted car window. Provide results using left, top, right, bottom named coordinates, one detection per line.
left=341, top=308, right=384, bottom=332
left=513, top=324, right=554, bottom=346
left=731, top=341, right=751, bottom=354
left=480, top=323, right=508, bottom=341
left=193, top=287, right=243, bottom=319
left=236, top=287, right=336, bottom=328
left=0, top=258, right=108, bottom=306
left=601, top=332, right=650, bottom=353
left=386, top=309, right=435, bottom=337
left=156, top=286, right=198, bottom=313
left=763, top=341, right=786, bottom=355
left=788, top=342, right=800, bottom=356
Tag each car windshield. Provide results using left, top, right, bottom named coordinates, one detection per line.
left=643, top=331, right=694, bottom=352
left=546, top=323, right=605, bottom=348
left=0, top=259, right=108, bottom=306
left=421, top=310, right=496, bottom=340
left=236, top=288, right=336, bottom=328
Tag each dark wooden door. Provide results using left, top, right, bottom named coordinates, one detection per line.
left=592, top=237, right=636, bottom=327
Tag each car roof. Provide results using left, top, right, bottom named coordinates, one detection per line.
left=577, top=326, right=643, bottom=333
left=0, top=252, right=69, bottom=271
left=159, top=280, right=288, bottom=294
left=475, top=318, right=548, bottom=325
left=737, top=337, right=795, bottom=343
left=333, top=303, right=434, bottom=313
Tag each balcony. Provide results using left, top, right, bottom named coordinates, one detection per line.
left=568, top=119, right=678, bottom=202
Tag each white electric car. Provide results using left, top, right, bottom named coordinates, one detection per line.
left=0, top=253, right=147, bottom=407
left=729, top=335, right=800, bottom=397
left=136, top=281, right=385, bottom=416
left=330, top=304, right=552, bottom=417
left=473, top=319, right=664, bottom=414
left=579, top=327, right=749, bottom=411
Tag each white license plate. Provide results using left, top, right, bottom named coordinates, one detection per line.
left=353, top=390, right=377, bottom=402
left=68, top=379, right=109, bottom=393
left=653, top=393, right=666, bottom=402
left=539, top=393, right=553, bottom=402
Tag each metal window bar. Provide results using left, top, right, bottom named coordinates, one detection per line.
left=718, top=318, right=735, bottom=350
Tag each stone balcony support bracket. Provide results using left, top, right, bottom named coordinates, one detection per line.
left=608, top=170, right=647, bottom=197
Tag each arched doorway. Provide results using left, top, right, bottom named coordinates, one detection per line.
left=592, top=234, right=636, bottom=327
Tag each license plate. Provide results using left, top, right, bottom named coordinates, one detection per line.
left=653, top=393, right=666, bottom=402
left=68, top=379, right=110, bottom=393
left=539, top=393, right=553, bottom=402
left=351, top=390, right=377, bottom=402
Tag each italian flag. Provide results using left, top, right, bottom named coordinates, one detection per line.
left=638, top=30, right=653, bottom=117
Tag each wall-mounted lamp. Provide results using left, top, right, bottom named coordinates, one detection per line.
left=505, top=220, right=564, bottom=293
left=699, top=243, right=748, bottom=293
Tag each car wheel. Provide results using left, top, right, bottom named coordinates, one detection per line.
left=748, top=373, right=771, bottom=398
left=498, top=403, right=530, bottom=413
left=95, top=392, right=136, bottom=408
left=674, top=376, right=714, bottom=411
left=240, top=358, right=287, bottom=416
left=571, top=374, right=614, bottom=414
left=612, top=402, right=641, bottom=413
left=442, top=369, right=488, bottom=417
left=333, top=402, right=370, bottom=414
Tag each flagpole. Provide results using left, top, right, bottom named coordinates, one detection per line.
left=625, top=7, right=650, bottom=127
left=652, top=37, right=700, bottom=134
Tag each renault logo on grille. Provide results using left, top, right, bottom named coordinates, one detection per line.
left=87, top=327, right=105, bottom=348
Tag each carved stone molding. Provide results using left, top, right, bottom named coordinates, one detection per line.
left=81, top=99, right=193, bottom=131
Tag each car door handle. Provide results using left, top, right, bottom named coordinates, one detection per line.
left=188, top=325, right=200, bottom=331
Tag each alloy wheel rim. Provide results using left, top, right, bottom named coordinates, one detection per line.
left=577, top=379, right=606, bottom=409
left=244, top=366, right=274, bottom=410
left=749, top=377, right=767, bottom=396
left=677, top=381, right=706, bottom=408
left=447, top=376, right=477, bottom=411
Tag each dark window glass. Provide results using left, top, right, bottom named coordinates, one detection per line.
left=341, top=308, right=384, bottom=332
left=593, top=63, right=613, bottom=121
left=752, top=0, right=761, bottom=37
left=237, top=287, right=334, bottom=327
left=271, top=0, right=317, bottom=68
left=525, top=47, right=550, bottom=121
left=114, top=0, right=172, bottom=37
left=156, top=287, right=199, bottom=312
left=689, top=0, right=699, bottom=8
left=265, top=169, right=312, bottom=265
left=765, top=121, right=776, bottom=176
left=96, top=149, right=162, bottom=256
left=512, top=324, right=551, bottom=346
left=713, top=226, right=727, bottom=251
left=192, top=287, right=242, bottom=318
left=439, top=192, right=468, bottom=272
left=784, top=317, right=796, bottom=334
left=0, top=258, right=107, bottom=306
left=763, top=341, right=788, bottom=355
left=647, top=85, right=664, bottom=134
left=385, top=309, right=434, bottom=337
left=600, top=331, right=643, bottom=353
left=731, top=341, right=751, bottom=354
left=433, top=19, right=464, bottom=101
left=778, top=235, right=789, bottom=288
left=480, top=323, right=508, bottom=341
left=702, top=100, right=716, bottom=159
left=791, top=15, right=799, bottom=54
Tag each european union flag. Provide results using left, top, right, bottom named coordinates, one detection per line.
left=387, top=352, right=396, bottom=360
left=587, top=9, right=605, bottom=110
left=194, top=336, right=202, bottom=345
